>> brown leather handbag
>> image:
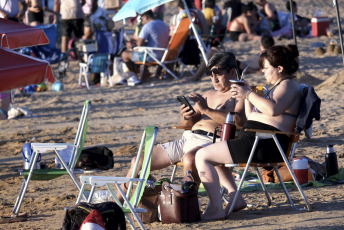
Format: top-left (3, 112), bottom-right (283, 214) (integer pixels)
top-left (158, 181), bottom-right (201, 224)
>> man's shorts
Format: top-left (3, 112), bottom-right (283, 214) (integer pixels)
top-left (62, 19), bottom-right (84, 38)
top-left (131, 51), bottom-right (154, 62)
top-left (158, 130), bottom-right (218, 164)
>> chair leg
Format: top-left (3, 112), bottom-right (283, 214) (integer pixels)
top-left (170, 164), bottom-right (178, 183)
top-left (12, 151), bottom-right (40, 216)
top-left (272, 135), bottom-right (312, 211)
top-left (226, 136), bottom-right (260, 217)
top-left (76, 183), bottom-right (86, 204)
top-left (255, 167), bottom-right (272, 206)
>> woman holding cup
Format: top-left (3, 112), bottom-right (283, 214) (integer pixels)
top-left (195, 45), bottom-right (301, 221)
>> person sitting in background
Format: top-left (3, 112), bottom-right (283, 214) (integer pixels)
top-left (202, 0), bottom-right (220, 27)
top-left (121, 10), bottom-right (169, 83)
top-left (195, 44), bottom-right (301, 221)
top-left (116, 52), bottom-right (246, 202)
top-left (25, 0), bottom-right (43, 26)
top-left (255, 0), bottom-right (280, 31)
top-left (228, 2), bottom-right (262, 42)
top-left (239, 35), bottom-right (274, 73)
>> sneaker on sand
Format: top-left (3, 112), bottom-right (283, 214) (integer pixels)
top-left (127, 75), bottom-right (141, 86)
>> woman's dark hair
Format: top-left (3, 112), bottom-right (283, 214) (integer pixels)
top-left (258, 45), bottom-right (299, 75)
top-left (207, 52), bottom-right (238, 74)
top-left (205, 0), bottom-right (215, 8)
top-left (178, 0), bottom-right (193, 9)
top-left (245, 2), bottom-right (257, 13)
top-left (286, 0), bottom-right (297, 12)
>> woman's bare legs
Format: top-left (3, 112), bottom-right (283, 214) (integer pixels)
top-left (196, 141), bottom-right (246, 221)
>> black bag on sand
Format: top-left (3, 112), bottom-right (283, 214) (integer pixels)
top-left (61, 201), bottom-right (126, 230)
top-left (179, 37), bottom-right (200, 66)
top-left (158, 181), bottom-right (201, 224)
top-left (76, 146), bottom-right (114, 170)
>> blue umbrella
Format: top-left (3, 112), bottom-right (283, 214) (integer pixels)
top-left (113, 0), bottom-right (174, 21)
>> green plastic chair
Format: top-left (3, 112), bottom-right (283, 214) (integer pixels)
top-left (12, 100), bottom-right (91, 217)
top-left (75, 126), bottom-right (159, 230)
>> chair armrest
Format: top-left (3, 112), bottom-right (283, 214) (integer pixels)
top-left (173, 126), bottom-right (192, 130)
top-left (245, 129), bottom-right (299, 136)
top-left (133, 46), bottom-right (167, 52)
top-left (83, 176), bottom-right (143, 186)
top-left (31, 143), bottom-right (76, 153)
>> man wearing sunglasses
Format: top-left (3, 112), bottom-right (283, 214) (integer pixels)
top-left (116, 52), bottom-right (246, 201)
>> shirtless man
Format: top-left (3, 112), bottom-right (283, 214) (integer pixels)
top-left (228, 2), bottom-right (261, 42)
top-left (118, 52), bottom-right (246, 199)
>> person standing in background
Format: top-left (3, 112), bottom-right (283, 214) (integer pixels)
top-left (54, 0), bottom-right (84, 53)
top-left (0, 0), bottom-right (26, 22)
top-left (82, 0), bottom-right (98, 39)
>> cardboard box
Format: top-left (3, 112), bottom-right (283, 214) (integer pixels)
top-left (104, 0), bottom-right (123, 10)
top-left (311, 17), bottom-right (330, 36)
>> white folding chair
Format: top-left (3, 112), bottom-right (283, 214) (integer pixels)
top-left (75, 126), bottom-right (158, 230)
top-left (12, 100), bottom-right (91, 217)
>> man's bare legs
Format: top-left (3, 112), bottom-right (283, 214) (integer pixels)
top-left (195, 141), bottom-right (246, 221)
top-left (181, 146), bottom-right (202, 185)
top-left (61, 36), bottom-right (69, 53)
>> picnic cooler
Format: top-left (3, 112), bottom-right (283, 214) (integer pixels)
top-left (158, 181), bottom-right (200, 224)
top-left (311, 17), bottom-right (330, 36)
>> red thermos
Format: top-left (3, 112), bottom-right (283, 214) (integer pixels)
top-left (221, 112), bottom-right (236, 141)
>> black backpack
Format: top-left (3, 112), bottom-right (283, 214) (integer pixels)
top-left (76, 146), bottom-right (114, 170)
top-left (62, 202), bottom-right (126, 230)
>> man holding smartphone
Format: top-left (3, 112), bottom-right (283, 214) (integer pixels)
top-left (118, 52), bottom-right (246, 200)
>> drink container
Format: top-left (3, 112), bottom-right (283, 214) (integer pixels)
top-left (181, 170), bottom-right (194, 193)
top-left (325, 145), bottom-right (339, 177)
top-left (292, 157), bottom-right (308, 185)
top-left (22, 143), bottom-right (41, 169)
top-left (221, 112), bottom-right (236, 141)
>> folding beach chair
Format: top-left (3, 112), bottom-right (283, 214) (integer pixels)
top-left (79, 53), bottom-right (112, 89)
top-left (75, 126), bottom-right (159, 230)
top-left (133, 17), bottom-right (195, 80)
top-left (12, 100), bottom-right (91, 217)
top-left (224, 84), bottom-right (321, 216)
top-left (95, 28), bottom-right (125, 57)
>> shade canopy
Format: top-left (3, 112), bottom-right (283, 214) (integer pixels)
top-left (0, 48), bottom-right (54, 92)
top-left (113, 0), bottom-right (174, 21)
top-left (0, 18), bottom-right (50, 49)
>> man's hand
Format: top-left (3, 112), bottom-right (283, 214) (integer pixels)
top-left (180, 104), bottom-right (195, 120)
top-left (189, 93), bottom-right (208, 114)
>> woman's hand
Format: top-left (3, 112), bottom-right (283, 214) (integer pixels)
top-left (230, 84), bottom-right (252, 100)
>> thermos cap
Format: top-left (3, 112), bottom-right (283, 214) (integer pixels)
top-left (326, 145), bottom-right (334, 153)
top-left (225, 112), bottom-right (235, 123)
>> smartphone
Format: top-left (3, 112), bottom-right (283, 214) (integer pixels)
top-left (177, 96), bottom-right (196, 114)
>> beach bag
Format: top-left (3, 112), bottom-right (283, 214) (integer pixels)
top-left (61, 202), bottom-right (126, 230)
top-left (76, 146), bottom-right (114, 170)
top-left (128, 175), bottom-right (162, 223)
top-left (158, 181), bottom-right (200, 224)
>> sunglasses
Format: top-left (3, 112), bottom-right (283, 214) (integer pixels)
top-left (206, 67), bottom-right (227, 76)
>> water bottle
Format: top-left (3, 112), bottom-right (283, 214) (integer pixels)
top-left (145, 180), bottom-right (156, 189)
top-left (325, 145), bottom-right (339, 177)
top-left (221, 112), bottom-right (236, 141)
top-left (22, 142), bottom-right (41, 169)
top-left (181, 170), bottom-right (194, 193)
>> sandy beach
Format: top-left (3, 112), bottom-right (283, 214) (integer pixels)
top-left (1, 0), bottom-right (344, 229)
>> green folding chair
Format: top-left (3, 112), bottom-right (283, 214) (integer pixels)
top-left (75, 126), bottom-right (159, 230)
top-left (12, 100), bottom-right (91, 217)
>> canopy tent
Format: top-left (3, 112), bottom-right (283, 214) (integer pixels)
top-left (113, 0), bottom-right (209, 65)
top-left (0, 48), bottom-right (55, 92)
top-left (0, 18), bottom-right (50, 49)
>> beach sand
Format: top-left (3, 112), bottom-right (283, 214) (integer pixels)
top-left (1, 0), bottom-right (344, 229)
